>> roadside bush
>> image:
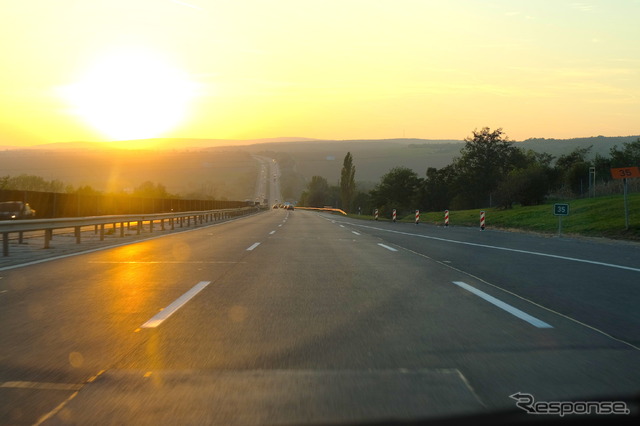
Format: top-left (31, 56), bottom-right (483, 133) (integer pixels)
top-left (495, 166), bottom-right (549, 208)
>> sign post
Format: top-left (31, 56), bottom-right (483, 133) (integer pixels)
top-left (553, 203), bottom-right (569, 236)
top-left (610, 167), bottom-right (640, 230)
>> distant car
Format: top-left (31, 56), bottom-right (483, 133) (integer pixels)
top-left (286, 205), bottom-right (294, 211)
top-left (272, 204), bottom-right (278, 209)
top-left (0, 201), bottom-right (36, 220)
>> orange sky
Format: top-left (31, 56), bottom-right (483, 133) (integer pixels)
top-left (1, 0), bottom-right (639, 147)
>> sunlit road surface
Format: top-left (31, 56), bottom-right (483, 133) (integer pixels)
top-left (1, 209), bottom-right (639, 425)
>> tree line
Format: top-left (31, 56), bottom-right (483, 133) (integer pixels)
top-left (299, 128), bottom-right (640, 217)
top-left (0, 175), bottom-right (173, 199)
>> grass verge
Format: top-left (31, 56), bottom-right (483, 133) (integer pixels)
top-left (345, 193), bottom-right (640, 241)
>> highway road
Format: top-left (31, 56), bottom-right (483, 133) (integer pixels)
top-left (1, 209), bottom-right (639, 424)
top-left (252, 156), bottom-right (282, 207)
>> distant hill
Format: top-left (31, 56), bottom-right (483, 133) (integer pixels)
top-left (2, 135), bottom-right (637, 201)
top-left (25, 137), bottom-right (319, 151)
top-left (0, 148), bottom-right (260, 201)
top-left (241, 135), bottom-right (640, 185)
top-left (518, 135), bottom-right (639, 158)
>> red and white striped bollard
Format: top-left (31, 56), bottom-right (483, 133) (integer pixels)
top-left (444, 210), bottom-right (449, 227)
top-left (374, 209), bottom-right (379, 221)
top-left (392, 209), bottom-right (397, 223)
top-left (415, 210), bottom-right (420, 224)
top-left (480, 210), bottom-right (486, 230)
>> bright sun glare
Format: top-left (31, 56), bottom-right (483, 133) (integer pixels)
top-left (61, 48), bottom-right (197, 141)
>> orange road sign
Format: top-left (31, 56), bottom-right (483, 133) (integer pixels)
top-left (610, 167), bottom-right (640, 179)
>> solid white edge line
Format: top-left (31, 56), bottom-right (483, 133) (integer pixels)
top-left (452, 281), bottom-right (553, 328)
top-left (141, 281), bottom-right (211, 328)
top-left (399, 244), bottom-right (640, 351)
top-left (269, 230), bottom-right (276, 235)
top-left (377, 243), bottom-right (398, 252)
top-left (352, 231), bottom-right (361, 235)
top-left (246, 242), bottom-right (261, 251)
top-left (343, 222), bottom-right (640, 273)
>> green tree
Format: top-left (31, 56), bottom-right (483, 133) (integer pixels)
top-left (418, 165), bottom-right (455, 212)
top-left (133, 181), bottom-right (170, 198)
top-left (554, 146), bottom-right (593, 195)
top-left (451, 128), bottom-right (528, 209)
top-left (302, 176), bottom-right (330, 207)
top-left (340, 152), bottom-right (356, 213)
top-left (494, 165), bottom-right (550, 208)
top-left (609, 138), bottom-right (640, 168)
top-left (3, 174), bottom-right (66, 192)
top-left (370, 167), bottom-right (422, 216)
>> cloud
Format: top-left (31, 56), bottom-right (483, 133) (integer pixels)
top-left (570, 2), bottom-right (596, 12)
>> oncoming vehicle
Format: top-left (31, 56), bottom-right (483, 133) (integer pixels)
top-left (0, 201), bottom-right (36, 220)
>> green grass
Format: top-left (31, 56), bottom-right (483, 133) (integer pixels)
top-left (346, 193), bottom-right (640, 241)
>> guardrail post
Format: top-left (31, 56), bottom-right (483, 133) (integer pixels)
top-left (120, 222), bottom-right (125, 237)
top-left (44, 229), bottom-right (52, 249)
top-left (149, 220), bottom-right (154, 233)
top-left (137, 221), bottom-right (141, 235)
top-left (171, 218), bottom-right (175, 230)
top-left (100, 224), bottom-right (105, 241)
top-left (3, 233), bottom-right (9, 257)
top-left (94, 225), bottom-right (98, 235)
top-left (18, 231), bottom-right (24, 244)
top-left (161, 219), bottom-right (165, 231)
top-left (75, 226), bottom-right (81, 244)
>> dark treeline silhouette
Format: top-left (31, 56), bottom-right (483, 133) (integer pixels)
top-left (299, 128), bottom-right (640, 218)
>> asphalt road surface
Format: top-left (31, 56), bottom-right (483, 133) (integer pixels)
top-left (1, 209), bottom-right (639, 425)
top-left (252, 155), bottom-right (282, 208)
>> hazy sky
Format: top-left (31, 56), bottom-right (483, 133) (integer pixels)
top-left (1, 0), bottom-right (639, 146)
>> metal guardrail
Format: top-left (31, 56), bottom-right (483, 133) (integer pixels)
top-left (0, 207), bottom-right (259, 257)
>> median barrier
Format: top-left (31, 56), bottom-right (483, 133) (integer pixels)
top-left (0, 207), bottom-right (258, 257)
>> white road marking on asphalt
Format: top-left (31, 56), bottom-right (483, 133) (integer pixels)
top-left (377, 243), bottom-right (398, 252)
top-left (141, 281), bottom-right (211, 328)
top-left (348, 222), bottom-right (640, 273)
top-left (269, 231), bottom-right (276, 235)
top-left (1, 381), bottom-right (83, 391)
top-left (339, 225), bottom-right (345, 228)
top-left (33, 390), bottom-right (80, 426)
top-left (452, 281), bottom-right (553, 328)
top-left (278, 224), bottom-right (283, 227)
top-left (246, 242), bottom-right (261, 251)
top-left (398, 244), bottom-right (640, 351)
top-left (352, 231), bottom-right (361, 236)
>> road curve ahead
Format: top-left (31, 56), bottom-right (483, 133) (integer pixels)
top-left (1, 209), bottom-right (639, 424)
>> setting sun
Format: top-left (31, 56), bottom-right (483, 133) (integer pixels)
top-left (1, 0), bottom-right (639, 145)
top-left (60, 48), bottom-right (197, 141)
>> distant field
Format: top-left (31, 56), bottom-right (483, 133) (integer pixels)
top-left (349, 193), bottom-right (640, 241)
